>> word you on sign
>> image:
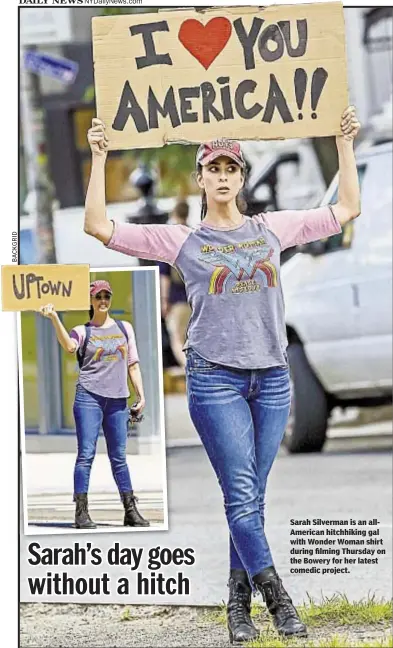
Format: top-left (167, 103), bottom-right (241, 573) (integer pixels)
top-left (1, 265), bottom-right (90, 312)
top-left (92, 2), bottom-right (348, 149)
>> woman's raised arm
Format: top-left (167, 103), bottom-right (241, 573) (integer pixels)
top-left (84, 118), bottom-right (113, 244)
top-left (83, 118), bottom-right (191, 264)
top-left (330, 105), bottom-right (361, 226)
top-left (38, 304), bottom-right (77, 354)
top-left (256, 105), bottom-right (362, 250)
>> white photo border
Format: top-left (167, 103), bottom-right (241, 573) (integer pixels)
top-left (18, 264), bottom-right (169, 536)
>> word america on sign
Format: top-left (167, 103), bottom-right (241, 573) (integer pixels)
top-left (92, 3), bottom-right (348, 149)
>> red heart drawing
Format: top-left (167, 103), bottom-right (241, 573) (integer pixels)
top-left (178, 18), bottom-right (232, 70)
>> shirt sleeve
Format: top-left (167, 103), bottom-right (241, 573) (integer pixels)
top-left (123, 321), bottom-right (139, 366)
top-left (104, 222), bottom-right (191, 266)
top-left (157, 261), bottom-right (171, 277)
top-left (69, 325), bottom-right (86, 352)
top-left (253, 206), bottom-right (342, 251)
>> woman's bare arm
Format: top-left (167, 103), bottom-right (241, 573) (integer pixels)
top-left (38, 304), bottom-right (77, 353)
top-left (128, 363), bottom-right (146, 413)
top-left (160, 273), bottom-right (171, 318)
top-left (84, 118), bottom-right (113, 244)
top-left (331, 106), bottom-right (362, 226)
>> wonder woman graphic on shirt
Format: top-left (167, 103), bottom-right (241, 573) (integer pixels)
top-left (89, 333), bottom-right (127, 363)
top-left (198, 237), bottom-right (278, 294)
top-left (70, 320), bottom-right (139, 398)
top-left (104, 207), bottom-right (341, 369)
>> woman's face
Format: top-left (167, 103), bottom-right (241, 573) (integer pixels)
top-left (91, 291), bottom-right (112, 314)
top-left (197, 156), bottom-right (244, 205)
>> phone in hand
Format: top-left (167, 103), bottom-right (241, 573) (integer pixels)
top-left (128, 402), bottom-right (144, 427)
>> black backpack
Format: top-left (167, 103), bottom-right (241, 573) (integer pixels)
top-left (77, 320), bottom-right (129, 369)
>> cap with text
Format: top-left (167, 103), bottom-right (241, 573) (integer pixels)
top-left (196, 139), bottom-right (245, 168)
top-left (90, 280), bottom-right (113, 296)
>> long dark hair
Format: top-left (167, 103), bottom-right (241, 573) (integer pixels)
top-left (196, 163), bottom-right (248, 220)
top-left (89, 305), bottom-right (94, 321)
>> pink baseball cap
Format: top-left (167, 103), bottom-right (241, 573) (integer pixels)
top-left (196, 139), bottom-right (245, 168)
top-left (90, 280), bottom-right (113, 296)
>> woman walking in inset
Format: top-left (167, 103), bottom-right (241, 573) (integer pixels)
top-left (84, 108), bottom-right (360, 639)
top-left (39, 279), bottom-right (150, 530)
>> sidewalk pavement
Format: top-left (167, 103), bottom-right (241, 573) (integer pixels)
top-left (25, 451), bottom-right (167, 531)
top-left (25, 450), bottom-right (166, 496)
top-left (26, 491), bottom-right (165, 530)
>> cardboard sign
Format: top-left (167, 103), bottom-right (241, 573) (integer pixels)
top-left (92, 2), bottom-right (349, 150)
top-left (1, 265), bottom-right (90, 312)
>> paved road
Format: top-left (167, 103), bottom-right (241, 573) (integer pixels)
top-left (21, 435), bottom-right (392, 606)
top-left (25, 449), bottom-right (167, 533)
top-left (27, 492), bottom-right (165, 530)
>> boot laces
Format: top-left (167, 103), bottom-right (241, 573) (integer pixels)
top-left (125, 494), bottom-right (139, 505)
top-left (76, 500), bottom-right (88, 514)
top-left (259, 579), bottom-right (297, 619)
top-left (228, 585), bottom-right (252, 625)
top-left (276, 581), bottom-right (297, 619)
top-left (279, 598), bottom-right (297, 618)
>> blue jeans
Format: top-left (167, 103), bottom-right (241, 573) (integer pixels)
top-left (186, 348), bottom-right (290, 582)
top-left (73, 385), bottom-right (132, 495)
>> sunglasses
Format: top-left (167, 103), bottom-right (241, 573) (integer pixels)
top-left (93, 292), bottom-right (112, 300)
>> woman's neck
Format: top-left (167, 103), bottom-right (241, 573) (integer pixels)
top-left (203, 200), bottom-right (243, 227)
top-left (90, 312), bottom-right (112, 327)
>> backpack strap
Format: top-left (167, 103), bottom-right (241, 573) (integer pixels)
top-left (76, 323), bottom-right (92, 369)
top-left (116, 319), bottom-right (129, 343)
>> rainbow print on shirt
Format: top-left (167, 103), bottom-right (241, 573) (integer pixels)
top-left (199, 237), bottom-right (278, 295)
top-left (89, 334), bottom-right (127, 363)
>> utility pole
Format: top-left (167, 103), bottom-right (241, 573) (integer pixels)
top-left (20, 9), bottom-right (75, 435)
top-left (20, 48), bottom-right (59, 435)
top-left (20, 47), bottom-right (57, 264)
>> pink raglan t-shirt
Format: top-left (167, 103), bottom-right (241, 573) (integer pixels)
top-left (105, 207), bottom-right (341, 369)
top-left (70, 320), bottom-right (139, 398)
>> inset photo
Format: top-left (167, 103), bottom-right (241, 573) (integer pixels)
top-left (19, 266), bottom-right (167, 535)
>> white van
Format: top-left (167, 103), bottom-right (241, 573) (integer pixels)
top-left (281, 140), bottom-right (392, 453)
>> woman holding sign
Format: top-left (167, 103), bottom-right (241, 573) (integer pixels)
top-left (39, 280), bottom-right (150, 531)
top-left (84, 108), bottom-right (360, 640)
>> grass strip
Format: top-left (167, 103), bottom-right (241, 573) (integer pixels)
top-left (205, 593), bottom-right (392, 628)
top-left (246, 632), bottom-right (392, 647)
top-left (300, 593), bottom-right (392, 627)
top-left (204, 593), bottom-right (392, 647)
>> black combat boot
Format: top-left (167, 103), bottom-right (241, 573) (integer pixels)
top-left (253, 567), bottom-right (307, 638)
top-left (121, 491), bottom-right (150, 527)
top-left (74, 493), bottom-right (97, 529)
top-left (227, 569), bottom-right (259, 644)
